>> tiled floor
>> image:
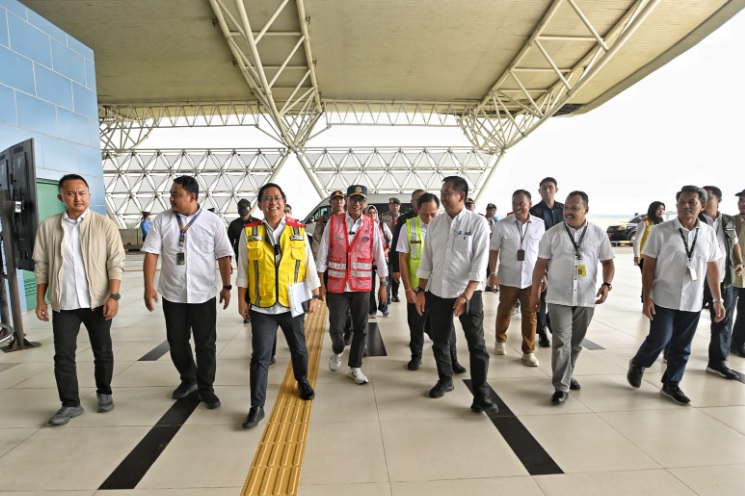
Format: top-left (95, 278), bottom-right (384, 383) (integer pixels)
top-left (1, 247), bottom-right (744, 495)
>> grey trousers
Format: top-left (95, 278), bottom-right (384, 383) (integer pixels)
top-left (547, 304), bottom-right (594, 392)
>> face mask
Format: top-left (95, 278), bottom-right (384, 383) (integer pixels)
top-left (239, 208), bottom-right (249, 217)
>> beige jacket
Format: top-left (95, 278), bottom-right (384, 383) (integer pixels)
top-left (33, 210), bottom-right (125, 312)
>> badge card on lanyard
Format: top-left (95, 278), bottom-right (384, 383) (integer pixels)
top-left (678, 227), bottom-right (699, 281)
top-left (176, 209), bottom-right (203, 265)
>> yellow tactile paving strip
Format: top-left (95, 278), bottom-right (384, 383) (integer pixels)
top-left (241, 304), bottom-right (328, 496)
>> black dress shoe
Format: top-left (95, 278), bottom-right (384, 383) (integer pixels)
top-left (538, 335), bottom-right (551, 348)
top-left (429, 379), bottom-right (454, 398)
top-left (569, 378), bottom-right (581, 390)
top-left (551, 390), bottom-right (568, 404)
top-left (660, 384), bottom-right (690, 405)
top-left (242, 407), bottom-right (265, 429)
top-left (706, 363), bottom-right (739, 380)
top-left (392, 296), bottom-right (400, 303)
top-left (199, 392), bottom-right (221, 409)
top-left (470, 396), bottom-right (499, 414)
top-left (452, 361), bottom-right (467, 374)
top-left (407, 357), bottom-right (422, 371)
top-left (172, 382), bottom-right (197, 399)
top-left (298, 380), bottom-right (315, 400)
top-left (627, 359), bottom-right (644, 389)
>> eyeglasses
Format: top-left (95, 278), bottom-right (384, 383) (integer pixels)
top-left (348, 198), bottom-right (366, 204)
top-left (262, 195), bottom-right (284, 203)
top-left (676, 200), bottom-right (700, 207)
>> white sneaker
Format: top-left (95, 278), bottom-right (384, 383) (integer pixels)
top-left (347, 367), bottom-right (369, 385)
top-left (329, 352), bottom-right (343, 372)
top-left (522, 352), bottom-right (539, 367)
top-left (494, 342), bottom-right (506, 355)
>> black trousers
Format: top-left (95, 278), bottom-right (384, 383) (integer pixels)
top-left (703, 283), bottom-right (736, 367)
top-left (327, 291), bottom-right (369, 368)
top-left (249, 310), bottom-right (309, 408)
top-left (537, 289), bottom-right (551, 336)
top-left (407, 302), bottom-right (458, 359)
top-left (163, 298), bottom-right (217, 395)
top-left (52, 306), bottom-right (113, 407)
top-left (426, 291), bottom-right (490, 399)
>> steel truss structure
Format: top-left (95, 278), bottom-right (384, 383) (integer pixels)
top-left (103, 147), bottom-right (500, 228)
top-left (99, 0), bottom-right (661, 226)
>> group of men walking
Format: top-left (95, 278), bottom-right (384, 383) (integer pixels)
top-left (31, 172), bottom-right (745, 431)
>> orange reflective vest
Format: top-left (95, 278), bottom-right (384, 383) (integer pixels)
top-left (326, 213), bottom-right (374, 293)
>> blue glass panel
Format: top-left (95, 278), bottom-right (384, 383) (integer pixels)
top-left (51, 39), bottom-right (86, 85)
top-left (0, 45), bottom-right (35, 93)
top-left (35, 63), bottom-right (73, 110)
top-left (16, 92), bottom-right (57, 136)
top-left (8, 13), bottom-right (51, 67)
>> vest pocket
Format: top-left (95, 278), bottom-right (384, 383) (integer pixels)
top-left (248, 245), bottom-right (264, 261)
top-left (290, 240), bottom-right (305, 259)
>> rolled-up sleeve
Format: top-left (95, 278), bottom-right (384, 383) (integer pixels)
top-left (214, 219), bottom-right (234, 259)
top-left (315, 221), bottom-right (331, 273)
top-left (468, 217), bottom-right (489, 281)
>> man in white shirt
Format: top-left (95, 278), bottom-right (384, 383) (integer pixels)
top-left (316, 185), bottom-right (388, 385)
top-left (489, 190), bottom-right (545, 366)
top-left (33, 174), bottom-right (125, 426)
top-left (529, 191), bottom-right (615, 405)
top-left (415, 176), bottom-right (498, 414)
top-left (628, 186), bottom-right (726, 405)
top-left (699, 185), bottom-right (743, 379)
top-left (236, 183), bottom-right (321, 429)
top-left (142, 175), bottom-right (234, 410)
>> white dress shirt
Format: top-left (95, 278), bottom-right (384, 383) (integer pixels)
top-left (236, 216), bottom-right (321, 315)
top-left (416, 208), bottom-right (490, 298)
top-left (315, 213), bottom-right (389, 289)
top-left (141, 208), bottom-right (234, 304)
top-left (490, 215), bottom-right (545, 289)
top-left (396, 217), bottom-right (429, 254)
top-left (538, 221), bottom-right (615, 308)
top-left (60, 210), bottom-right (91, 310)
top-left (642, 218), bottom-right (722, 312)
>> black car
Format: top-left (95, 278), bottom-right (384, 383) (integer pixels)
top-left (606, 215), bottom-right (644, 245)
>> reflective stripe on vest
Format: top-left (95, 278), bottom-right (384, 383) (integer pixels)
top-left (245, 222), bottom-right (307, 308)
top-left (406, 216), bottom-right (424, 288)
top-left (327, 214), bottom-right (374, 293)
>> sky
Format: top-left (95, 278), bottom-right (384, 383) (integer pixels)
top-left (145, 8), bottom-right (745, 221)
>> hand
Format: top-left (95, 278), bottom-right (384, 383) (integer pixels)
top-left (736, 263), bottom-right (744, 277)
top-left (415, 290), bottom-right (426, 316)
top-left (393, 272), bottom-right (401, 284)
top-left (36, 301), bottom-right (49, 321)
top-left (528, 293), bottom-right (540, 313)
top-left (642, 297), bottom-right (656, 320)
top-left (103, 298), bottom-right (119, 320)
top-left (489, 273), bottom-right (499, 292)
top-left (378, 285), bottom-right (388, 306)
top-left (308, 297), bottom-right (321, 314)
top-left (453, 295), bottom-right (468, 317)
top-left (319, 285), bottom-right (327, 302)
top-left (238, 300), bottom-right (249, 320)
top-left (595, 285), bottom-right (610, 305)
top-left (633, 256), bottom-right (640, 266)
top-left (713, 301), bottom-right (726, 323)
top-left (219, 288), bottom-right (231, 309)
top-left (144, 287), bottom-right (160, 312)
top-left (405, 288), bottom-right (417, 304)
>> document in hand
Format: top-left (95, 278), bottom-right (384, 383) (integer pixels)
top-left (288, 282), bottom-right (312, 317)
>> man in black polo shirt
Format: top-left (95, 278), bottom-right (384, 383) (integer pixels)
top-left (529, 177), bottom-right (564, 347)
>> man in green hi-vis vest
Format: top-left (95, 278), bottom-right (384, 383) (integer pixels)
top-left (397, 192), bottom-right (465, 373)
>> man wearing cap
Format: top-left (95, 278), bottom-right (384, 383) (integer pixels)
top-left (316, 185), bottom-right (388, 385)
top-left (381, 197), bottom-right (402, 302)
top-left (312, 190), bottom-right (346, 259)
top-left (529, 177), bottom-right (565, 348)
top-left (465, 198), bottom-right (476, 212)
top-left (731, 189), bottom-right (745, 357)
top-left (698, 186), bottom-right (743, 379)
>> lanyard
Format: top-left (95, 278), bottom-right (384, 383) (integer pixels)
top-left (678, 227), bottom-right (699, 262)
top-left (563, 222), bottom-right (588, 260)
top-left (176, 208), bottom-right (203, 250)
top-left (515, 219), bottom-right (528, 248)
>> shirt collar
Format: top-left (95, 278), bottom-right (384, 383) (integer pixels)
top-left (673, 217), bottom-right (701, 232)
top-left (63, 209), bottom-right (88, 224)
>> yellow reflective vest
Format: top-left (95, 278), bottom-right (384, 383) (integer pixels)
top-left (244, 219), bottom-right (307, 308)
top-left (406, 216), bottom-right (425, 288)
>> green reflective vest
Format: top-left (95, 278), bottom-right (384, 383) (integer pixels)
top-left (406, 216), bottom-right (425, 288)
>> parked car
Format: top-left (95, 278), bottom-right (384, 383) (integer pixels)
top-left (606, 215), bottom-right (644, 245)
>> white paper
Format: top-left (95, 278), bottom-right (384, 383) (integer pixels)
top-left (288, 282), bottom-right (312, 317)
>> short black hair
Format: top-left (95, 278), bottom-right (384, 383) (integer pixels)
top-left (512, 189), bottom-right (532, 200)
top-left (442, 176), bottom-right (469, 197)
top-left (411, 189), bottom-right (425, 199)
top-left (417, 192), bottom-right (440, 208)
top-left (173, 175), bottom-right (199, 198)
top-left (566, 190), bottom-right (589, 207)
top-left (257, 182), bottom-right (287, 202)
top-left (539, 177), bottom-right (558, 187)
top-left (702, 185), bottom-right (722, 200)
top-left (676, 185), bottom-right (707, 204)
top-left (58, 174), bottom-right (89, 191)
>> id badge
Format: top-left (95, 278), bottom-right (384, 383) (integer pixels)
top-left (176, 252), bottom-right (185, 266)
top-left (577, 264), bottom-right (586, 278)
top-left (517, 249), bottom-right (525, 261)
top-left (688, 263), bottom-right (697, 281)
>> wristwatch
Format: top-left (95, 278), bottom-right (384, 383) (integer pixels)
top-left (223, 284), bottom-right (232, 290)
top-left (380, 280), bottom-right (388, 287)
top-left (312, 294), bottom-right (322, 300)
top-left (109, 293), bottom-right (121, 301)
top-left (414, 287), bottom-right (424, 294)
top-left (602, 282), bottom-right (612, 291)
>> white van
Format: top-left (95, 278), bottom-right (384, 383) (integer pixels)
top-left (302, 193), bottom-right (415, 240)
